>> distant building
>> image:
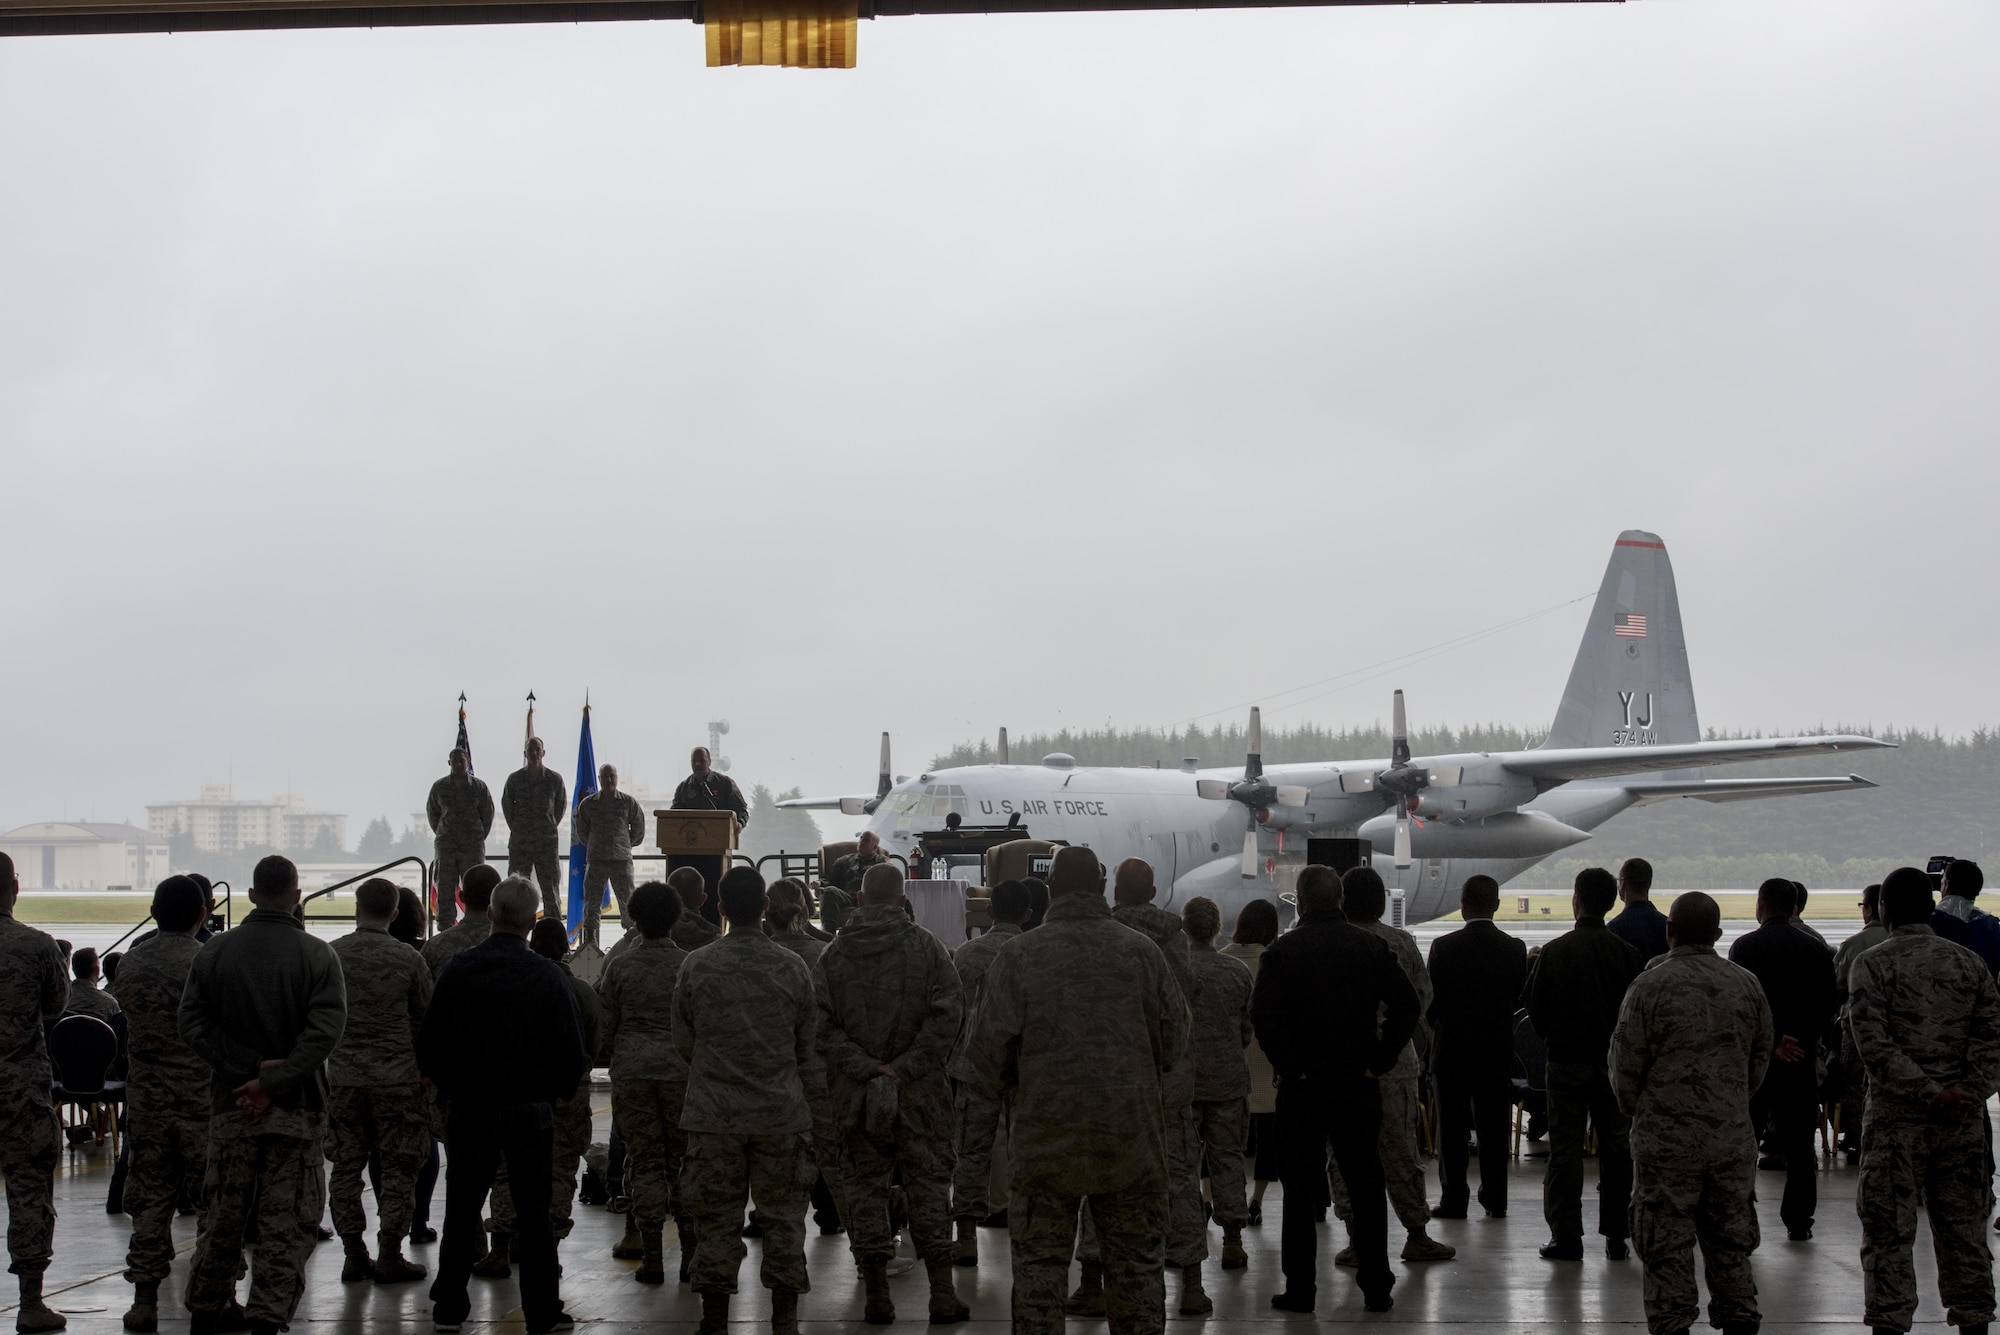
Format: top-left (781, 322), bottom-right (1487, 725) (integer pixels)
top-left (147, 784), bottom-right (346, 855)
top-left (1, 822), bottom-right (171, 890)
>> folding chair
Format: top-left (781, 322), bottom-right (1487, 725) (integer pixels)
top-left (49, 1014), bottom-right (124, 1156)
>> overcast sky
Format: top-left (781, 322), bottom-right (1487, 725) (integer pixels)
top-left (2, 0), bottom-right (1993, 840)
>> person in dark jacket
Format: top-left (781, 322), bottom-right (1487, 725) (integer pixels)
top-left (1607, 858), bottom-right (1670, 964)
top-left (1727, 877), bottom-right (1840, 1241)
top-left (1525, 866), bottom-right (1642, 1262)
top-left (418, 876), bottom-right (588, 1335)
top-left (1931, 860), bottom-right (2000, 977)
top-left (1251, 864), bottom-right (1418, 1315)
top-left (178, 855), bottom-right (348, 1335)
top-left (1426, 874), bottom-right (1529, 1220)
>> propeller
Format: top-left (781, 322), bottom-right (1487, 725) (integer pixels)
top-left (1337, 690), bottom-right (1463, 867)
top-left (839, 732), bottom-right (895, 817)
top-left (1193, 707), bottom-right (1312, 877)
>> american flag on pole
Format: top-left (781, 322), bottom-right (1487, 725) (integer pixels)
top-left (1614, 613), bottom-right (1648, 639)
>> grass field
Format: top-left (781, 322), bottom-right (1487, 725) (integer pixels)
top-left (14, 894), bottom-right (159, 924)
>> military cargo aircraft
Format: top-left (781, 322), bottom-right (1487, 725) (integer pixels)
top-left (782, 531), bottom-right (1889, 926)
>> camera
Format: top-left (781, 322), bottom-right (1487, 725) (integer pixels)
top-left (1927, 854), bottom-right (1957, 891)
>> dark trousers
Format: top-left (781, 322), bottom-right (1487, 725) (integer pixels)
top-left (1436, 1064), bottom-right (1513, 1215)
top-left (432, 1103), bottom-right (559, 1327)
top-left (1753, 1063), bottom-right (1819, 1233)
top-left (1277, 1076), bottom-right (1391, 1303)
top-left (1544, 1059), bottom-right (1631, 1246)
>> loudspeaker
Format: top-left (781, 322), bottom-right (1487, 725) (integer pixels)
top-left (1306, 838), bottom-right (1372, 876)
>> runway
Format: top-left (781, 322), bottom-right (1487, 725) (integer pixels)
top-left (4, 1090), bottom-right (1983, 1334)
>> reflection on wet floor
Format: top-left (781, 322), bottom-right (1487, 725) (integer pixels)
top-left (4, 1089), bottom-right (1979, 1333)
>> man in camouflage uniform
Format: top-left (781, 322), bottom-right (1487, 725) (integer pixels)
top-left (113, 878), bottom-right (226, 1333)
top-left (427, 749), bottom-right (494, 931)
top-left (502, 737), bottom-right (568, 922)
top-left (1328, 869), bottom-right (1456, 1265)
top-left (1608, 892), bottom-right (1773, 1335)
top-left (326, 878), bottom-right (433, 1285)
top-left (1179, 896), bottom-right (1256, 1273)
top-left (947, 879), bottom-right (1032, 1265)
top-left (0, 852), bottom-right (73, 1334)
top-left (600, 885), bottom-right (694, 1283)
top-left (817, 862), bottom-right (968, 1325)
top-left (819, 831), bottom-right (891, 935)
top-left (67, 947), bottom-right (121, 1022)
top-left (1849, 866), bottom-right (2000, 1335)
top-left (573, 763), bottom-right (647, 950)
top-left (179, 855), bottom-right (348, 1335)
top-left (668, 868), bottom-right (720, 953)
top-left (968, 847), bottom-right (1189, 1335)
top-left (673, 867), bottom-right (816, 1335)
top-left (1081, 858), bottom-right (1206, 1316)
top-left (421, 865), bottom-right (499, 981)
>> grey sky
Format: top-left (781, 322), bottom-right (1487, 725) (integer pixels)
top-left (2, 0), bottom-right (1992, 841)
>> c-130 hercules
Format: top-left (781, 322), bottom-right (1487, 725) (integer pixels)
top-left (784, 531), bottom-right (1890, 927)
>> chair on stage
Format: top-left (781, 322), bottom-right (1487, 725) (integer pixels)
top-left (50, 1013), bottom-right (125, 1156)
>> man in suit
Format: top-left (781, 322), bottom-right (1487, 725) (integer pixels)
top-left (1607, 858), bottom-right (1670, 965)
top-left (1426, 874), bottom-right (1530, 1220)
top-left (1727, 877), bottom-right (1839, 1242)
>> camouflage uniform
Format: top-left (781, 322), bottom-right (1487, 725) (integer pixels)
top-left (0, 913), bottom-right (70, 1280)
top-left (1328, 918), bottom-right (1435, 1232)
top-left (179, 908), bottom-right (347, 1328)
top-left (1609, 943), bottom-right (1773, 1335)
top-left (573, 788), bottom-right (646, 949)
top-left (1848, 924), bottom-right (2000, 1333)
top-left (673, 929), bottom-right (817, 1295)
top-left (110, 932), bottom-right (214, 1285)
top-left (948, 922), bottom-right (1022, 1222)
top-left (820, 852), bottom-right (888, 934)
top-left (420, 916), bottom-right (491, 981)
top-left (67, 978), bottom-right (121, 1022)
top-left (601, 936), bottom-right (693, 1238)
top-left (815, 904), bottom-right (963, 1267)
top-left (427, 773), bottom-right (494, 931)
top-left (491, 963), bottom-right (601, 1239)
top-left (326, 925), bottom-right (433, 1244)
top-left (1185, 940), bottom-right (1255, 1230)
top-left (1107, 901), bottom-right (1204, 1269)
top-left (501, 765), bottom-right (568, 921)
top-left (968, 892), bottom-right (1188, 1335)
top-left (670, 912), bottom-right (720, 954)
top-left (771, 925), bottom-right (843, 1222)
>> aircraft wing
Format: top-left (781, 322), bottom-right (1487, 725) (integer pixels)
top-left (1622, 773), bottom-right (1880, 804)
top-left (776, 793), bottom-right (873, 815)
top-left (1495, 734), bottom-right (1893, 782)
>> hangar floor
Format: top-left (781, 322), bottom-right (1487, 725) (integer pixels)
top-left (3, 1094), bottom-right (1974, 1334)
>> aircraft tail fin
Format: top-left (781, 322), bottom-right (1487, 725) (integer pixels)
top-left (1544, 531), bottom-right (1701, 752)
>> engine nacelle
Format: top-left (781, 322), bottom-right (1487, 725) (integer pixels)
top-left (1356, 809), bottom-right (1590, 860)
top-left (1408, 779), bottom-right (1538, 823)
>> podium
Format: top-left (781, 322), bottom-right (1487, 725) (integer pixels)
top-left (656, 809), bottom-right (739, 925)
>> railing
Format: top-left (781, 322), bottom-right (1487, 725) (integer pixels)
top-left (300, 856), bottom-right (434, 930)
top-left (102, 881), bottom-right (234, 954)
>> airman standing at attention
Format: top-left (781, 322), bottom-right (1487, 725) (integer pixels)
top-left (0, 852), bottom-right (77, 1334)
top-left (1850, 866), bottom-right (2000, 1335)
top-left (673, 868), bottom-right (817, 1335)
top-left (112, 876), bottom-right (216, 1334)
top-left (667, 868), bottom-right (721, 953)
top-left (947, 879), bottom-right (1034, 1267)
top-left (502, 738), bottom-right (568, 922)
top-left (1098, 859), bottom-right (1205, 1316)
top-left (816, 862), bottom-right (968, 1325)
top-left (326, 878), bottom-right (434, 1286)
top-left (427, 748), bottom-right (494, 931)
top-left (1608, 892), bottom-right (1772, 1335)
top-left (1328, 868), bottom-right (1456, 1266)
top-left (968, 846), bottom-right (1188, 1335)
top-left (1178, 896), bottom-right (1256, 1274)
top-left (573, 764), bottom-right (647, 950)
top-left (600, 884), bottom-right (695, 1285)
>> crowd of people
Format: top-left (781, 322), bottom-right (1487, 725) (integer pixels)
top-left (1, 840), bottom-right (1997, 1335)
